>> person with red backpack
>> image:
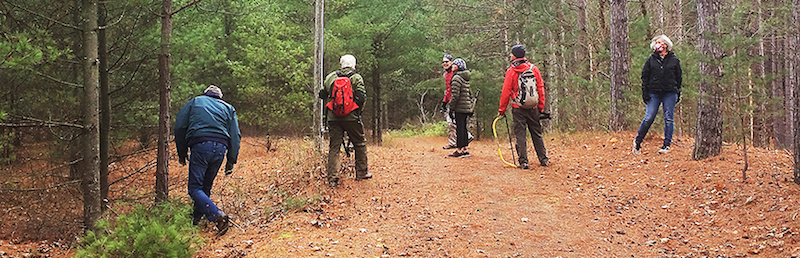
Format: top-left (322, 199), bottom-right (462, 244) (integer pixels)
top-left (319, 54), bottom-right (369, 186)
top-left (497, 45), bottom-right (550, 169)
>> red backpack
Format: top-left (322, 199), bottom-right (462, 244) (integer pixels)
top-left (325, 72), bottom-right (359, 117)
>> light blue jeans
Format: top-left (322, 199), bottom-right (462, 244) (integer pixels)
top-left (635, 92), bottom-right (677, 147)
top-left (188, 141), bottom-right (227, 224)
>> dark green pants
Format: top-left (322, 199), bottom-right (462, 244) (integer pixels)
top-left (327, 120), bottom-right (368, 180)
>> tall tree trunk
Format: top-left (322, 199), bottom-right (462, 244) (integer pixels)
top-left (313, 0), bottom-right (324, 153)
top-left (372, 59), bottom-right (382, 146)
top-left (693, 0), bottom-right (723, 160)
top-left (784, 29), bottom-right (795, 150)
top-left (371, 37), bottom-right (383, 146)
top-left (772, 35), bottom-right (789, 149)
top-left (791, 0), bottom-right (800, 184)
top-left (155, 0), bottom-right (173, 203)
top-left (609, 0), bottom-right (629, 131)
top-left (81, 0), bottom-right (101, 232)
top-left (750, 0), bottom-right (770, 147)
top-left (673, 0), bottom-right (683, 40)
top-left (598, 0), bottom-right (608, 37)
top-left (222, 0), bottom-right (237, 102)
top-left (98, 0), bottom-right (110, 205)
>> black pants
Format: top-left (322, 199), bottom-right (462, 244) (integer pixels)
top-left (512, 108), bottom-right (548, 165)
top-left (455, 112), bottom-right (471, 148)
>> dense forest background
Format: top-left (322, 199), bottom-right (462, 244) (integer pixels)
top-left (1, 0), bottom-right (799, 230)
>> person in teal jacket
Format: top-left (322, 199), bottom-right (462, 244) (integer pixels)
top-left (174, 85), bottom-right (240, 236)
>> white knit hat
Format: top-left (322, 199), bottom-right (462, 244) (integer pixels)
top-left (340, 54), bottom-right (356, 69)
top-left (204, 85), bottom-right (223, 98)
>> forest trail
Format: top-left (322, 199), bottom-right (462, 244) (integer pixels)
top-left (194, 132), bottom-right (800, 257)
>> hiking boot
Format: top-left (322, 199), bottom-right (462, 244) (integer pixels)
top-left (632, 140), bottom-right (642, 155)
top-left (214, 212), bottom-right (230, 236)
top-left (443, 144), bottom-right (457, 150)
top-left (447, 151), bottom-right (469, 158)
top-left (540, 158), bottom-right (550, 167)
top-left (356, 172), bottom-right (372, 181)
top-left (328, 177), bottom-right (340, 187)
top-left (658, 145), bottom-right (670, 154)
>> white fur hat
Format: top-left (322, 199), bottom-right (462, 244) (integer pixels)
top-left (340, 54), bottom-right (356, 69)
top-left (204, 85), bottom-right (223, 98)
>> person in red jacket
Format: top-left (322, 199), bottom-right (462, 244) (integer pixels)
top-left (441, 54), bottom-right (472, 149)
top-left (498, 45), bottom-right (549, 169)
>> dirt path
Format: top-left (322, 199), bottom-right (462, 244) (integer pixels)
top-left (195, 132), bottom-right (800, 257)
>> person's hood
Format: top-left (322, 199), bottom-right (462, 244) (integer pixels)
top-left (455, 69), bottom-right (471, 81)
top-left (511, 58), bottom-right (531, 73)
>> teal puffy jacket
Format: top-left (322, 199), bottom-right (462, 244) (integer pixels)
top-left (174, 94), bottom-right (241, 165)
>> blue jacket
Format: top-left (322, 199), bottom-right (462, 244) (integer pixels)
top-left (174, 94), bottom-right (241, 165)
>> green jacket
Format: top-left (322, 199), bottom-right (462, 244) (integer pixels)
top-left (449, 69), bottom-right (473, 114)
top-left (323, 67), bottom-right (366, 121)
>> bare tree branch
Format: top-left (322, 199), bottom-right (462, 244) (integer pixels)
top-left (172, 0), bottom-right (204, 16)
top-left (0, 180), bottom-right (81, 192)
top-left (5, 1), bottom-right (81, 30)
top-left (1, 116), bottom-right (85, 129)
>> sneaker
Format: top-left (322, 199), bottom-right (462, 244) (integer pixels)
top-left (356, 172), bottom-right (373, 181)
top-left (447, 151), bottom-right (468, 158)
top-left (214, 212), bottom-right (230, 236)
top-left (519, 163), bottom-right (530, 169)
top-left (540, 158), bottom-right (550, 167)
top-left (658, 145), bottom-right (670, 154)
top-left (443, 144), bottom-right (457, 150)
top-left (632, 140), bottom-right (642, 154)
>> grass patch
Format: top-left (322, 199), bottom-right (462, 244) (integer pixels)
top-left (76, 199), bottom-right (203, 258)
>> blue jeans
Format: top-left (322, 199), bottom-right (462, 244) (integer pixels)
top-left (187, 141), bottom-right (227, 224)
top-left (635, 92), bottom-right (677, 147)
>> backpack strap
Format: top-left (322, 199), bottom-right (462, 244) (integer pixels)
top-left (336, 70), bottom-right (355, 78)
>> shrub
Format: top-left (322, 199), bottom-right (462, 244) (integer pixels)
top-left (76, 199), bottom-right (204, 258)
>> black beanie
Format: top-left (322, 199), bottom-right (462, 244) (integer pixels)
top-left (511, 45), bottom-right (526, 58)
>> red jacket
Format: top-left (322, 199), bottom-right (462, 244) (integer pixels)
top-left (498, 58), bottom-right (545, 114)
top-left (442, 69), bottom-right (454, 102)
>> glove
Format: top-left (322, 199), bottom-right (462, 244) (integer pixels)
top-left (449, 110), bottom-right (455, 120)
top-left (498, 110), bottom-right (505, 116)
top-left (642, 92), bottom-right (651, 104)
top-left (318, 89), bottom-right (328, 100)
top-left (224, 162), bottom-right (234, 176)
top-left (676, 92), bottom-right (681, 104)
top-left (440, 102), bottom-right (447, 113)
top-left (178, 157), bottom-right (186, 166)
top-left (539, 112), bottom-right (551, 120)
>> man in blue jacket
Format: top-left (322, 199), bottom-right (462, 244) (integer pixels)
top-left (174, 85), bottom-right (240, 236)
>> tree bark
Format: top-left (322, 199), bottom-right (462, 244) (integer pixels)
top-left (313, 0), bottom-right (324, 153)
top-left (81, 0), bottom-right (102, 232)
top-left (693, 0), bottom-right (723, 160)
top-left (155, 0), bottom-right (173, 203)
top-left (791, 0), bottom-right (800, 184)
top-left (372, 39), bottom-right (383, 146)
top-left (98, 0), bottom-right (110, 205)
top-left (609, 0), bottom-right (629, 131)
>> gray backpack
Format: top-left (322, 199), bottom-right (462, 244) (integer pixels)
top-left (511, 67), bottom-right (539, 109)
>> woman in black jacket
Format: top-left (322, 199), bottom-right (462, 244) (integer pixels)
top-left (634, 34), bottom-right (682, 154)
